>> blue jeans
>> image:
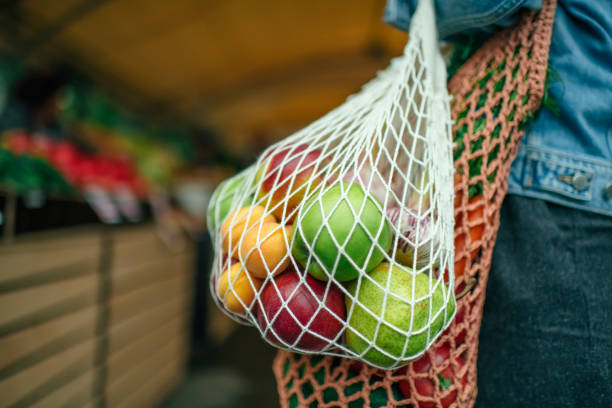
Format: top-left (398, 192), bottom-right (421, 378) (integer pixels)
top-left (475, 195), bottom-right (612, 407)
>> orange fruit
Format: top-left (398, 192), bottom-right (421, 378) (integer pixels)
top-left (239, 222), bottom-right (291, 278)
top-left (221, 205), bottom-right (276, 255)
top-left (216, 262), bottom-right (262, 313)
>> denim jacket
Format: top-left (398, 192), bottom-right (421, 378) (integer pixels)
top-left (385, 0), bottom-right (612, 217)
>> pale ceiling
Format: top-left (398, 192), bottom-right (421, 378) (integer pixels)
top-left (0, 0), bottom-right (407, 153)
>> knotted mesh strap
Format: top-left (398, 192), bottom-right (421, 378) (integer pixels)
top-left (272, 1), bottom-right (557, 406)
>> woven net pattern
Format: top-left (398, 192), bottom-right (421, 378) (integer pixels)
top-left (207, 0), bottom-right (457, 370)
top-left (272, 0), bottom-right (557, 406)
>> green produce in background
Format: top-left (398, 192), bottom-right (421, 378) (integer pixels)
top-left (292, 182), bottom-right (392, 282)
top-left (0, 57), bottom-right (24, 119)
top-left (58, 83), bottom-right (195, 189)
top-left (0, 57), bottom-right (203, 200)
top-left (0, 147), bottom-right (73, 195)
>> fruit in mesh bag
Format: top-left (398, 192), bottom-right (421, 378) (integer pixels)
top-left (208, 173), bottom-right (248, 231)
top-left (387, 172), bottom-right (440, 270)
top-left (221, 205), bottom-right (276, 255)
top-left (398, 345), bottom-right (467, 408)
top-left (216, 261), bottom-right (263, 314)
top-left (454, 195), bottom-right (486, 278)
top-left (387, 207), bottom-right (438, 270)
top-left (238, 222), bottom-right (292, 278)
top-left (343, 158), bottom-right (441, 271)
top-left (256, 268), bottom-right (346, 351)
top-left (441, 303), bottom-right (467, 345)
top-left (292, 182), bottom-right (393, 282)
top-left (345, 263), bottom-right (455, 368)
top-left (256, 144), bottom-right (325, 222)
top-left (340, 156), bottom-right (389, 206)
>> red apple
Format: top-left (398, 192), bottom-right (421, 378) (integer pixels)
top-left (349, 361), bottom-right (364, 374)
top-left (257, 144), bottom-right (324, 222)
top-left (398, 346), bottom-right (467, 408)
top-left (349, 361), bottom-right (385, 379)
top-left (454, 304), bottom-right (467, 345)
top-left (256, 268), bottom-right (345, 351)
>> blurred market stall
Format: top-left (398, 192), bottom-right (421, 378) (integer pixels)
top-left (0, 1), bottom-right (405, 406)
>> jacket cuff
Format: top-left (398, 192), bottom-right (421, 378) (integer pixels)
top-left (383, 0), bottom-right (417, 32)
top-left (383, 0), bottom-right (541, 40)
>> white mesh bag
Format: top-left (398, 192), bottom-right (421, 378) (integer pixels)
top-left (207, 0), bottom-right (455, 369)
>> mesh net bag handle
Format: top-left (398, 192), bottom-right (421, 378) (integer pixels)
top-left (272, 0), bottom-right (557, 406)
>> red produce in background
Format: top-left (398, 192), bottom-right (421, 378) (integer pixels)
top-left (3, 132), bottom-right (147, 197)
top-left (5, 131), bottom-right (31, 154)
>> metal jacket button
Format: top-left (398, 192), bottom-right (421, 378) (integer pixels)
top-left (557, 172), bottom-right (591, 192)
top-left (571, 173), bottom-right (589, 191)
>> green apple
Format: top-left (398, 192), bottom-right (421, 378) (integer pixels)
top-left (207, 173), bottom-right (251, 233)
top-left (291, 182), bottom-right (392, 282)
top-left (345, 263), bottom-right (455, 368)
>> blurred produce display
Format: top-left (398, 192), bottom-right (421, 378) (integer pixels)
top-left (58, 83), bottom-right (194, 189)
top-left (2, 130), bottom-right (143, 196)
top-left (0, 55), bottom-right (221, 230)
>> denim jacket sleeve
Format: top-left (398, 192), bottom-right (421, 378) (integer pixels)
top-left (385, 0), bottom-right (612, 217)
top-left (384, 0), bottom-right (542, 39)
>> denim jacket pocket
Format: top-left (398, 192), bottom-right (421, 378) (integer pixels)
top-left (523, 154), bottom-right (594, 201)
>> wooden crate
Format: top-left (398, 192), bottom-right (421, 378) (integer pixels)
top-left (0, 228), bottom-right (102, 408)
top-left (0, 224), bottom-right (194, 407)
top-left (105, 225), bottom-right (193, 407)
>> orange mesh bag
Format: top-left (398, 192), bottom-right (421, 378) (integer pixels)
top-left (272, 1), bottom-right (557, 407)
